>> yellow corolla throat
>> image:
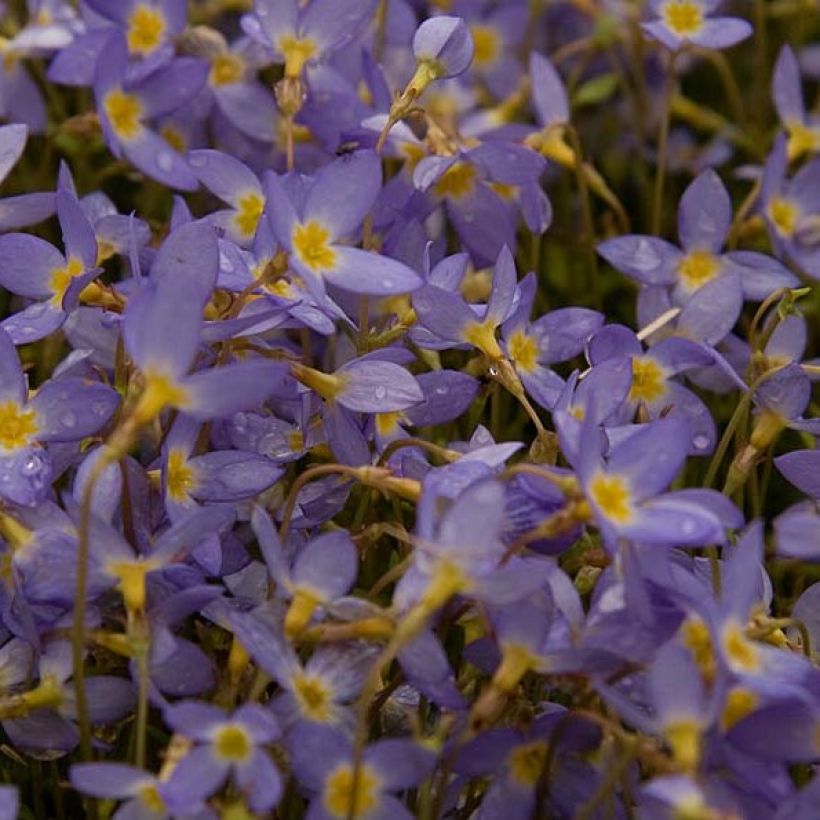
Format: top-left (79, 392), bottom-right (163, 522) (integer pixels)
top-left (233, 192), bottom-right (265, 239)
top-left (166, 449), bottom-right (198, 502)
top-left (292, 221), bottom-right (337, 272)
top-left (210, 52), bottom-right (245, 87)
top-left (0, 401), bottom-right (38, 452)
top-left (767, 196), bottom-right (800, 238)
top-left (786, 121), bottom-right (820, 160)
top-left (284, 587), bottom-right (321, 638)
top-left (677, 249), bottom-right (720, 290)
top-left (680, 615), bottom-right (716, 684)
top-left (213, 723), bottom-right (253, 763)
top-left (508, 740), bottom-right (548, 787)
top-left (292, 671), bottom-right (334, 723)
top-left (127, 5), bottom-right (166, 57)
top-left (324, 763), bottom-right (381, 819)
top-left (134, 371), bottom-right (191, 423)
top-left (108, 559), bottom-right (157, 613)
top-left (722, 621), bottom-right (761, 673)
top-left (49, 256), bottom-right (86, 306)
top-left (588, 472), bottom-right (633, 524)
top-left (721, 687), bottom-right (759, 731)
top-left (470, 25), bottom-right (500, 68)
top-left (662, 0), bottom-right (704, 37)
top-left (507, 328), bottom-right (539, 374)
top-left (628, 357), bottom-right (667, 404)
top-left (664, 719), bottom-right (701, 771)
top-left (279, 35), bottom-right (317, 78)
top-left (104, 89), bottom-right (144, 142)
top-left (434, 162), bottom-right (477, 201)
top-left (462, 319), bottom-right (503, 360)
top-left (375, 411), bottom-right (406, 437)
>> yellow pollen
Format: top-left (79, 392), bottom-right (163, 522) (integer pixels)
top-left (470, 25), bottom-right (499, 67)
top-left (629, 357), bottom-right (667, 404)
top-left (462, 320), bottom-right (503, 360)
top-left (721, 687), bottom-right (758, 731)
top-left (234, 192), bottom-right (265, 238)
top-left (160, 125), bottom-right (186, 154)
top-left (166, 449), bottom-right (197, 502)
top-left (570, 405), bottom-right (585, 421)
top-left (293, 221), bottom-right (336, 272)
top-left (787, 122), bottom-right (820, 160)
top-left (509, 741), bottom-right (548, 787)
top-left (768, 196), bottom-right (800, 238)
top-left (104, 90), bottom-right (143, 141)
top-left (490, 181), bottom-right (517, 201)
top-left (210, 52), bottom-right (245, 87)
top-left (434, 162), bottom-right (477, 200)
top-left (49, 256), bottom-right (85, 306)
top-left (127, 5), bottom-right (166, 56)
top-left (324, 763), bottom-right (380, 819)
top-left (589, 473), bottom-right (633, 523)
top-left (508, 328), bottom-right (538, 373)
top-left (0, 402), bottom-right (38, 451)
top-left (213, 723), bottom-right (253, 762)
top-left (662, 0), bottom-right (704, 37)
top-left (722, 622), bottom-right (760, 672)
top-left (681, 616), bottom-right (716, 684)
top-left (678, 250), bottom-right (719, 289)
top-left (279, 35), bottom-right (317, 78)
top-left (138, 785), bottom-right (165, 814)
top-left (664, 720), bottom-right (701, 771)
top-left (293, 672), bottom-right (333, 723)
top-left (264, 278), bottom-right (295, 299)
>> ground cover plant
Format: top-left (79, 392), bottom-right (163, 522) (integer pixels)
top-left (0, 0), bottom-right (819, 817)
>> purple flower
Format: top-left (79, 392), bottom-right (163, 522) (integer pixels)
top-left (0, 123), bottom-right (55, 231)
top-left (162, 701), bottom-right (283, 815)
top-left (641, 1), bottom-right (752, 51)
top-left (265, 150), bottom-right (423, 297)
top-left (94, 32), bottom-right (207, 191)
top-left (412, 15), bottom-right (474, 80)
top-left (288, 722), bottom-right (435, 819)
top-left (773, 45), bottom-right (820, 161)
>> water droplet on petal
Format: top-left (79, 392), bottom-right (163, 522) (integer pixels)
top-left (60, 410), bottom-right (77, 429)
top-left (693, 434), bottom-right (709, 450)
top-left (374, 385), bottom-right (387, 400)
top-left (681, 518), bottom-right (697, 535)
top-left (157, 153), bottom-right (174, 173)
top-left (381, 278), bottom-right (393, 289)
top-left (435, 386), bottom-right (448, 395)
top-left (632, 238), bottom-right (662, 271)
top-left (189, 153), bottom-right (206, 168)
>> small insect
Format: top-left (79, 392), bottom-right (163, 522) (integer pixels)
top-left (336, 140), bottom-right (361, 156)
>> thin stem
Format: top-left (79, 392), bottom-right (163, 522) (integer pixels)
top-left (285, 114), bottom-right (295, 172)
top-left (134, 634), bottom-right (150, 770)
top-left (651, 52), bottom-right (677, 236)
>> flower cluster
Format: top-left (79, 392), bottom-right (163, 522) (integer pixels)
top-left (0, 1), bottom-right (819, 818)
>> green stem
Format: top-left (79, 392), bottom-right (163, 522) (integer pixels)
top-left (651, 52), bottom-right (677, 236)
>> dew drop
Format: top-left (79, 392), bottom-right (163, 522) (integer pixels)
top-left (189, 153), bottom-right (206, 168)
top-left (157, 152), bottom-right (174, 173)
top-left (374, 385), bottom-right (387, 400)
top-left (681, 518), bottom-right (697, 536)
top-left (91, 401), bottom-right (109, 417)
top-left (381, 278), bottom-right (393, 289)
top-left (631, 238), bottom-right (661, 271)
top-left (693, 434), bottom-right (709, 450)
top-left (435, 385), bottom-right (448, 395)
top-left (60, 410), bottom-right (77, 428)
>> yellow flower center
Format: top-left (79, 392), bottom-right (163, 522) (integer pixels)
top-left (104, 90), bottom-right (143, 142)
top-left (680, 616), bottom-right (716, 684)
top-left (49, 256), bottom-right (86, 306)
top-left (678, 250), bottom-right (719, 290)
top-left (160, 124), bottom-right (187, 154)
top-left (507, 328), bottom-right (539, 373)
top-left (324, 764), bottom-right (380, 819)
top-left (508, 740), bottom-right (548, 787)
top-left (664, 720), bottom-right (701, 771)
top-left (662, 0), bottom-right (704, 37)
top-left (375, 411), bottom-right (404, 437)
top-left (234, 192), bottom-right (265, 239)
top-left (470, 25), bottom-right (499, 67)
top-left (127, 5), bottom-right (166, 56)
top-left (166, 449), bottom-right (197, 502)
top-left (0, 402), bottom-right (38, 451)
top-left (400, 142), bottom-right (426, 172)
top-left (628, 357), bottom-right (667, 404)
top-left (293, 672), bottom-right (333, 723)
top-left (134, 371), bottom-right (191, 424)
top-left (787, 121), bottom-right (820, 160)
top-left (722, 622), bottom-right (760, 672)
top-left (139, 785), bottom-right (166, 814)
top-left (279, 35), bottom-right (317, 78)
top-left (768, 196), bottom-right (800, 238)
top-left (213, 723), bottom-right (253, 762)
top-left (589, 473), bottom-right (633, 523)
top-left (108, 560), bottom-right (154, 613)
top-left (721, 687), bottom-right (758, 731)
top-left (210, 53), bottom-right (245, 87)
top-left (292, 221), bottom-right (337, 272)
top-left (434, 162), bottom-right (477, 200)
